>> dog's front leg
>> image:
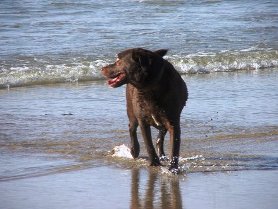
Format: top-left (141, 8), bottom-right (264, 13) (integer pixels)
top-left (139, 121), bottom-right (160, 166)
top-left (129, 120), bottom-right (140, 158)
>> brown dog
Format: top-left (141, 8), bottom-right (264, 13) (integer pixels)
top-left (101, 48), bottom-right (188, 172)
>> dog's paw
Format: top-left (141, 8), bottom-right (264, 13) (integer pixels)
top-left (168, 166), bottom-right (180, 175)
top-left (159, 155), bottom-right (169, 161)
top-left (149, 157), bottom-right (161, 166)
top-left (130, 147), bottom-right (140, 159)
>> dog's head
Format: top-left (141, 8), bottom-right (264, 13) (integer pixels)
top-left (101, 48), bottom-right (168, 88)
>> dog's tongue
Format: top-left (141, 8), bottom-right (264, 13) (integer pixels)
top-left (108, 77), bottom-right (118, 86)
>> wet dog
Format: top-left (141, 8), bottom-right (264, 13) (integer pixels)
top-left (101, 48), bottom-right (188, 172)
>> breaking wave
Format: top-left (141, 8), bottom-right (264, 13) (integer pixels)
top-left (0, 56), bottom-right (109, 88)
top-left (0, 48), bottom-right (277, 88)
top-left (169, 48), bottom-right (278, 74)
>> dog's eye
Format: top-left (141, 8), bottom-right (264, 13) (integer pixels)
top-left (116, 60), bottom-right (121, 66)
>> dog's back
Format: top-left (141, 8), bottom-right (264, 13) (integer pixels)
top-left (126, 59), bottom-right (187, 123)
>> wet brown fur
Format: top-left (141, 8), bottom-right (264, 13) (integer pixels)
top-left (102, 48), bottom-right (188, 170)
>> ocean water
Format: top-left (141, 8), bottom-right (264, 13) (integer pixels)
top-left (0, 0), bottom-right (278, 88)
top-left (0, 1), bottom-right (278, 208)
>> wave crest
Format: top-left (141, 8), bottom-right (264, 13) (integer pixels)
top-left (169, 48), bottom-right (278, 74)
top-left (1, 48), bottom-right (278, 88)
top-left (0, 57), bottom-right (108, 88)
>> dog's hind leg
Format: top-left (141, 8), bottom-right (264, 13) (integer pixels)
top-left (139, 121), bottom-right (160, 166)
top-left (168, 121), bottom-right (181, 173)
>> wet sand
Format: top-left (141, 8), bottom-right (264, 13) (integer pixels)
top-left (1, 166), bottom-right (277, 209)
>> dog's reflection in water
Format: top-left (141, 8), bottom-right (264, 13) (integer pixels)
top-left (130, 168), bottom-right (183, 209)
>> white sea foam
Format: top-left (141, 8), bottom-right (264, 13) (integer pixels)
top-left (1, 48), bottom-right (278, 88)
top-left (0, 57), bottom-right (109, 88)
top-left (180, 155), bottom-right (205, 161)
top-left (111, 144), bottom-right (133, 159)
top-left (169, 49), bottom-right (278, 74)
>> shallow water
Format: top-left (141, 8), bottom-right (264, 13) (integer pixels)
top-left (1, 166), bottom-right (277, 209)
top-left (1, 70), bottom-right (277, 181)
top-left (1, 60), bottom-right (278, 209)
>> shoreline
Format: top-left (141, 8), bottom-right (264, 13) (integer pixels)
top-left (1, 66), bottom-right (278, 90)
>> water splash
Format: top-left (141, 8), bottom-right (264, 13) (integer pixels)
top-left (110, 144), bottom-right (134, 159)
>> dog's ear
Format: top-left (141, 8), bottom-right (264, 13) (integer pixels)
top-left (132, 51), bottom-right (152, 67)
top-left (117, 49), bottom-right (132, 59)
top-left (131, 51), bottom-right (152, 83)
top-left (154, 49), bottom-right (168, 57)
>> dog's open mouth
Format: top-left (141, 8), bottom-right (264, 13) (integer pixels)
top-left (108, 72), bottom-right (127, 87)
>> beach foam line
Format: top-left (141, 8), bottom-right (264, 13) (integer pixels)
top-left (0, 57), bottom-right (108, 88)
top-left (1, 48), bottom-right (277, 88)
top-left (169, 48), bottom-right (278, 74)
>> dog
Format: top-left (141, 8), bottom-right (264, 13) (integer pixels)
top-left (101, 48), bottom-right (188, 172)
